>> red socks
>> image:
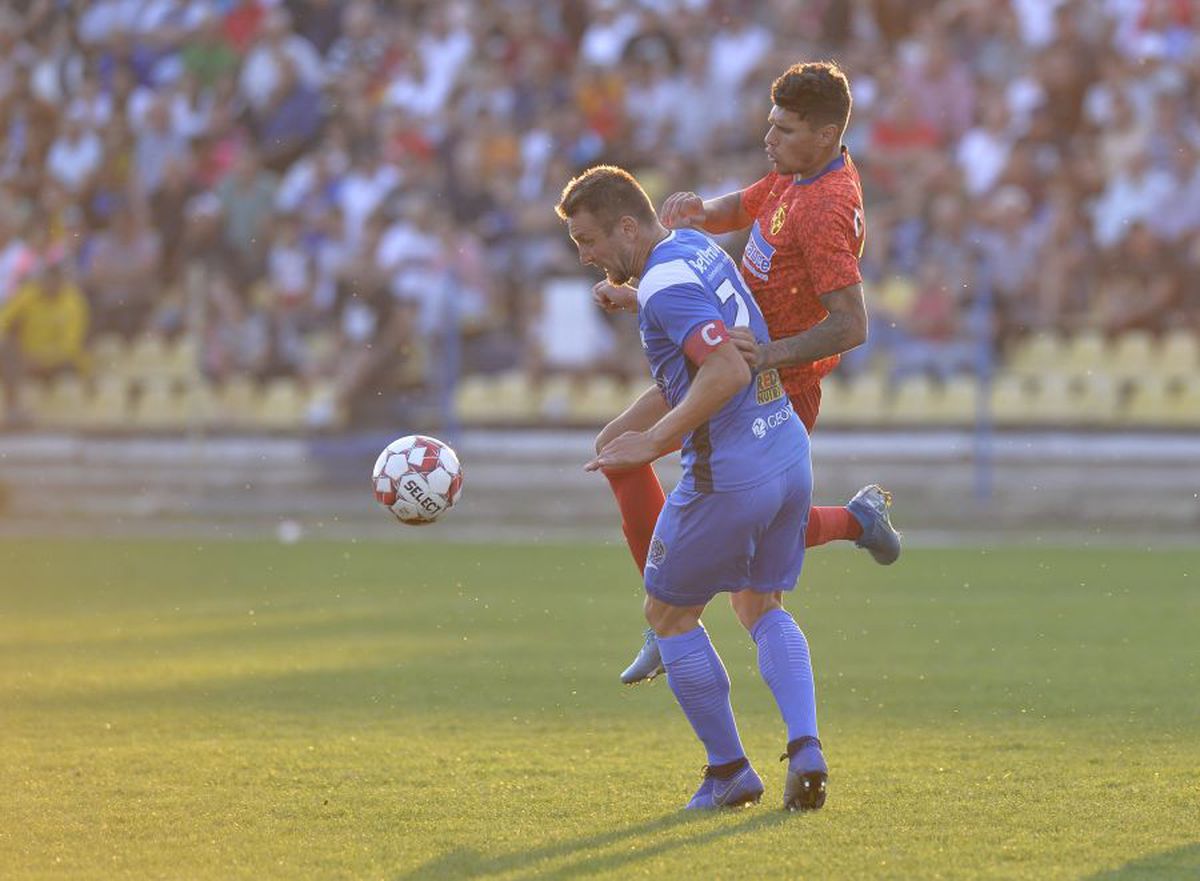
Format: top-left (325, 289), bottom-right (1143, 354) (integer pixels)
top-left (602, 464), bottom-right (667, 574)
top-left (805, 506), bottom-right (862, 548)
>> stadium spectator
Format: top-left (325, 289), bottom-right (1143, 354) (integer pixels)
top-left (216, 146), bottom-right (276, 283)
top-left (0, 250), bottom-right (89, 422)
top-left (238, 7), bottom-right (323, 117)
top-left (85, 200), bottom-right (163, 340)
top-left (45, 110), bottom-right (104, 195)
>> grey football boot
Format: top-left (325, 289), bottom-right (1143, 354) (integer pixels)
top-left (846, 484), bottom-right (902, 565)
top-left (620, 627), bottom-right (665, 684)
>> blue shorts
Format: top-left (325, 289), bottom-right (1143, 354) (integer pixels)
top-left (643, 459), bottom-right (812, 608)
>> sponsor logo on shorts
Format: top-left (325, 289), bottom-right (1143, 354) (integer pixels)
top-left (755, 368), bottom-right (784, 405)
top-left (751, 405), bottom-right (792, 439)
top-left (647, 535), bottom-right (667, 568)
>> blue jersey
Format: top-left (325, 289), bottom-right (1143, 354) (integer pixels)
top-left (637, 228), bottom-right (808, 493)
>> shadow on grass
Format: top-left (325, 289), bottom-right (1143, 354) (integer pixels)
top-left (1083, 843), bottom-right (1200, 880)
top-left (394, 809), bottom-right (795, 881)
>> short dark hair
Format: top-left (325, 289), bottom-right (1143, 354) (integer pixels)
top-left (555, 165), bottom-right (657, 229)
top-left (772, 61), bottom-right (852, 135)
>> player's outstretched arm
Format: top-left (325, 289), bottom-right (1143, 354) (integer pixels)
top-left (594, 384), bottom-right (670, 455)
top-left (660, 191), bottom-right (751, 235)
top-left (731, 283), bottom-right (868, 371)
top-left (586, 343), bottom-right (750, 472)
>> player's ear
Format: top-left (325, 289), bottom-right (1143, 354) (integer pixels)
top-left (820, 123), bottom-right (839, 146)
top-left (618, 214), bottom-right (638, 239)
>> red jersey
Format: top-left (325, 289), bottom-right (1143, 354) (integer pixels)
top-left (738, 148), bottom-right (866, 395)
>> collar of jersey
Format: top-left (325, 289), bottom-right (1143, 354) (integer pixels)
top-left (651, 229), bottom-right (677, 253)
top-left (793, 148), bottom-right (847, 185)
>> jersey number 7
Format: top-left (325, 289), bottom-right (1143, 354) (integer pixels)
top-left (716, 278), bottom-right (750, 327)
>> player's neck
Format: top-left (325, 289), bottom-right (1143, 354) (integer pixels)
top-left (793, 145), bottom-right (843, 181)
top-left (632, 223), bottom-right (671, 279)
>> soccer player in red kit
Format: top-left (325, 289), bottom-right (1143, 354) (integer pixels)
top-left (593, 61), bottom-right (901, 684)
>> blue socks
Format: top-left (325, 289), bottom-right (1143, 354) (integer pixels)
top-left (658, 625), bottom-right (746, 766)
top-left (751, 607), bottom-right (819, 743)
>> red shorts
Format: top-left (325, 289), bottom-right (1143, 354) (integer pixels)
top-left (789, 383), bottom-right (821, 434)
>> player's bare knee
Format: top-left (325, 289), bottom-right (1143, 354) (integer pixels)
top-left (645, 594), bottom-right (702, 637)
top-left (730, 590), bottom-right (782, 631)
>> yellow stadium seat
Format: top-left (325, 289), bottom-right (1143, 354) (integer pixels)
top-left (538, 374), bottom-right (575, 422)
top-left (621, 379), bottom-right (657, 412)
top-left (1123, 376), bottom-right (1200, 427)
top-left (1061, 331), bottom-right (1108, 379)
top-left (217, 375), bottom-right (259, 429)
top-left (90, 334), bottom-right (127, 374)
top-left (889, 375), bottom-right (938, 426)
top-left (1159, 330), bottom-right (1198, 379)
top-left (177, 381), bottom-right (219, 430)
top-left (132, 378), bottom-right (183, 431)
top-left (40, 375), bottom-right (88, 429)
top-left (162, 336), bottom-right (201, 383)
top-left (454, 375), bottom-right (495, 425)
top-left (257, 378), bottom-right (305, 430)
top-left (303, 379), bottom-right (346, 430)
top-left (454, 371), bottom-right (539, 424)
top-left (937, 375), bottom-right (979, 426)
top-left (921, 372), bottom-right (979, 427)
top-left (892, 374), bottom-right (980, 426)
top-left (835, 374), bottom-right (886, 426)
top-left (1124, 376), bottom-right (1200, 428)
top-left (13, 379), bottom-right (49, 425)
top-left (1009, 331), bottom-right (1063, 379)
top-left (1027, 375), bottom-right (1117, 426)
top-left (1109, 331), bottom-right (1154, 382)
top-left (395, 337), bottom-right (429, 388)
top-left (82, 375), bottom-right (131, 430)
top-left (304, 331), bottom-right (338, 366)
top-left (989, 374), bottom-right (1030, 427)
top-left (1170, 377), bottom-right (1200, 428)
top-left (494, 370), bottom-right (538, 423)
top-left (811, 377), bottom-right (847, 427)
top-left (1122, 375), bottom-right (1174, 427)
top-left (570, 375), bottom-right (630, 425)
top-left (124, 334), bottom-right (172, 381)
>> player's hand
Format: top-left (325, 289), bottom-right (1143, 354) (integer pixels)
top-left (729, 326), bottom-right (769, 370)
top-left (592, 280), bottom-right (638, 313)
top-left (585, 430), bottom-right (661, 472)
top-left (659, 192), bottom-right (706, 229)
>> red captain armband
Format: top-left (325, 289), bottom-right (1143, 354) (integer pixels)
top-left (682, 319), bottom-right (731, 365)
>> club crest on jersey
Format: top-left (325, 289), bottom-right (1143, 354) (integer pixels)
top-left (647, 535), bottom-right (667, 568)
top-left (770, 204), bottom-right (787, 235)
top-left (742, 221), bottom-right (775, 281)
top-left (755, 368), bottom-right (784, 405)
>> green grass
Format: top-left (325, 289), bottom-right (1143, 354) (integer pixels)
top-left (1, 540), bottom-right (1197, 880)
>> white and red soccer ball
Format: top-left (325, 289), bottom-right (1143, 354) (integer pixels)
top-left (372, 434), bottom-right (463, 525)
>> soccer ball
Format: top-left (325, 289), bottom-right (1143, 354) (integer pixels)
top-left (372, 434), bottom-right (464, 525)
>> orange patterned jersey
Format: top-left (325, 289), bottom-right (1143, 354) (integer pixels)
top-left (738, 147), bottom-right (865, 395)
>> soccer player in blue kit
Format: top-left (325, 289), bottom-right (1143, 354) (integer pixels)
top-left (556, 165), bottom-right (828, 811)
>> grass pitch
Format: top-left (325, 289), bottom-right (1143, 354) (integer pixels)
top-left (1, 539), bottom-right (1197, 880)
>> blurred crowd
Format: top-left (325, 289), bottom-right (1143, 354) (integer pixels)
top-left (0, 0), bottom-right (1197, 426)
